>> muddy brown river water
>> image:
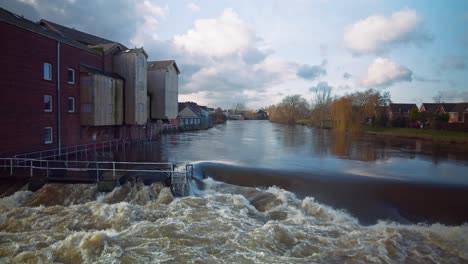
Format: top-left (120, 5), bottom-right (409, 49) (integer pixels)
top-left (1, 120), bottom-right (468, 263)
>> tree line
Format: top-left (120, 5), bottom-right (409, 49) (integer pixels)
top-left (267, 88), bottom-right (392, 132)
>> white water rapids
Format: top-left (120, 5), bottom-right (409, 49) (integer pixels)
top-left (1, 179), bottom-right (467, 263)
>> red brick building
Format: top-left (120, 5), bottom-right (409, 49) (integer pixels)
top-left (0, 8), bottom-right (108, 156)
top-left (0, 8), bottom-right (160, 157)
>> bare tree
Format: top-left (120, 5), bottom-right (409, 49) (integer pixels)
top-left (310, 82), bottom-right (333, 128)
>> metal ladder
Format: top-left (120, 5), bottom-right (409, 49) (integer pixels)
top-left (171, 164), bottom-right (193, 196)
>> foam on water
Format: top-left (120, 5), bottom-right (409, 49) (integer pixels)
top-left (0, 179), bottom-right (467, 263)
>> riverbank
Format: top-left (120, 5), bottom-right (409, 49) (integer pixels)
top-left (364, 127), bottom-right (468, 145)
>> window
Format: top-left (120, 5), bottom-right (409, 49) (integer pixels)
top-left (67, 68), bottom-right (75, 84)
top-left (140, 57), bottom-right (145, 68)
top-left (139, 103), bottom-right (144, 112)
top-left (68, 97), bottom-right (75, 112)
top-left (43, 63), bottom-right (52, 80)
top-left (44, 95), bottom-right (52, 112)
top-left (44, 127), bottom-right (53, 144)
top-left (108, 104), bottom-right (113, 114)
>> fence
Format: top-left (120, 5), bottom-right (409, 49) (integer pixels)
top-left (13, 139), bottom-right (127, 161)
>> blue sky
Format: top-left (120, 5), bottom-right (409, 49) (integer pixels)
top-left (2, 0), bottom-right (467, 109)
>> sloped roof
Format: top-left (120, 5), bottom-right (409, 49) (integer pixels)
top-left (80, 65), bottom-right (123, 80)
top-left (178, 102), bottom-right (203, 116)
top-left (439, 103), bottom-right (456, 112)
top-left (450, 103), bottom-right (468, 112)
top-left (0, 7), bottom-right (99, 55)
top-left (88, 42), bottom-right (126, 54)
top-left (389, 103), bottom-right (417, 113)
top-left (117, 48), bottom-right (148, 58)
top-left (420, 103), bottom-right (438, 113)
top-left (39, 19), bottom-right (120, 46)
top-left (148, 60), bottom-right (180, 74)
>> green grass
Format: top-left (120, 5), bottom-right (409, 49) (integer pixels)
top-left (364, 127), bottom-right (468, 142)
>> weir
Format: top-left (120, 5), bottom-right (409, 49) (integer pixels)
top-left (0, 157), bottom-right (193, 197)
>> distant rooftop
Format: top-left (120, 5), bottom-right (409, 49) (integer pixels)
top-left (148, 60), bottom-right (180, 74)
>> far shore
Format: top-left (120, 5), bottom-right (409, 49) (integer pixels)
top-left (363, 127), bottom-right (468, 145)
top-left (275, 120), bottom-right (468, 145)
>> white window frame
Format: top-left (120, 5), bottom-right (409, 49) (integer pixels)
top-left (67, 68), bottom-right (75, 84)
top-left (68, 97), bottom-right (75, 113)
top-left (44, 95), bottom-right (53, 112)
top-left (43, 63), bottom-right (52, 80)
top-left (44, 127), bottom-right (53, 144)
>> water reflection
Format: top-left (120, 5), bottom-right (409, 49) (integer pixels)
top-left (118, 121), bottom-right (468, 185)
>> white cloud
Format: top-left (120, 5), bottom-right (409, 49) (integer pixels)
top-left (361, 57), bottom-right (412, 88)
top-left (130, 2), bottom-right (168, 46)
top-left (187, 3), bottom-right (200, 12)
top-left (344, 9), bottom-right (431, 54)
top-left (173, 8), bottom-right (255, 57)
top-left (142, 0), bottom-right (167, 17)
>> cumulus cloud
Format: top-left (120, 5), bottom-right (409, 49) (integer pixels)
top-left (344, 9), bottom-right (432, 54)
top-left (360, 57), bottom-right (412, 88)
top-left (166, 8), bottom-right (303, 108)
top-left (297, 60), bottom-right (327, 80)
top-left (173, 8), bottom-right (255, 57)
top-left (343, 72), bottom-right (352, 79)
top-left (187, 3), bottom-right (200, 12)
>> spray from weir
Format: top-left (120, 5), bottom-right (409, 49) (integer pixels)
top-left (1, 179), bottom-right (468, 263)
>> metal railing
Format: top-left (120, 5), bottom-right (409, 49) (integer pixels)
top-left (0, 158), bottom-right (193, 195)
top-left (13, 139), bottom-right (127, 161)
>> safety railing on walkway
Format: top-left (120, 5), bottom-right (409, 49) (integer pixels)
top-left (13, 139), bottom-right (127, 161)
top-left (0, 158), bottom-right (193, 195)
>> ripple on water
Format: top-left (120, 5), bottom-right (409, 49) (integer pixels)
top-left (0, 180), bottom-right (467, 263)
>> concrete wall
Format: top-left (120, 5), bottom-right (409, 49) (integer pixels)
top-left (147, 63), bottom-right (178, 120)
top-left (113, 51), bottom-right (148, 125)
top-left (147, 68), bottom-right (166, 119)
top-left (80, 73), bottom-right (123, 126)
top-left (165, 65), bottom-right (178, 119)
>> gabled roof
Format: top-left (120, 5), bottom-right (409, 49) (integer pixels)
top-left (88, 42), bottom-right (126, 54)
top-left (117, 48), bottom-right (148, 58)
top-left (147, 60), bottom-right (180, 74)
top-left (39, 19), bottom-right (121, 46)
top-left (450, 103), bottom-right (468, 113)
top-left (80, 65), bottom-right (123, 80)
top-left (0, 7), bottom-right (99, 55)
top-left (420, 103), bottom-right (456, 113)
top-left (389, 103), bottom-right (417, 113)
top-left (178, 103), bottom-right (201, 117)
top-left (420, 103), bottom-right (439, 113)
top-left (439, 103), bottom-right (456, 112)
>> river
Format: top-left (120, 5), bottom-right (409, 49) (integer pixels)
top-left (1, 120), bottom-right (468, 263)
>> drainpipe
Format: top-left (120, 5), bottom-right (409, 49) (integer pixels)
top-left (56, 42), bottom-right (61, 154)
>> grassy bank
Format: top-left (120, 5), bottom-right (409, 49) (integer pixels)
top-left (365, 127), bottom-right (468, 144)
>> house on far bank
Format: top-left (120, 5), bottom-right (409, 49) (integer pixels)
top-left (388, 103), bottom-right (417, 120)
top-left (419, 103), bottom-right (456, 115)
top-left (178, 102), bottom-right (201, 126)
top-left (147, 60), bottom-right (180, 125)
top-left (447, 103), bottom-right (468, 123)
top-left (256, 110), bottom-right (268, 120)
